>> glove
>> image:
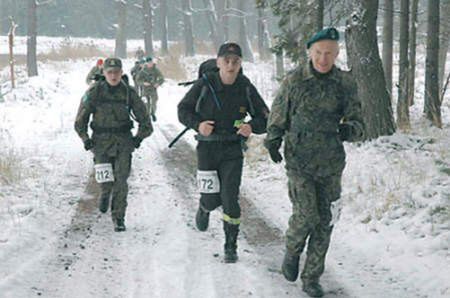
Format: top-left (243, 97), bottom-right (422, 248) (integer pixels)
top-left (268, 147), bottom-right (283, 163)
top-left (338, 123), bottom-right (352, 141)
top-left (83, 139), bottom-right (94, 151)
top-left (133, 136), bottom-right (143, 148)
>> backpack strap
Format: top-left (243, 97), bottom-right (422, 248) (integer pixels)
top-left (201, 73), bottom-right (222, 110)
top-left (245, 86), bottom-right (255, 117)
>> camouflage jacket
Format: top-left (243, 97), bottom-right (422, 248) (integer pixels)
top-left (264, 63), bottom-right (365, 177)
top-left (85, 66), bottom-right (103, 85)
top-left (74, 79), bottom-right (153, 156)
top-left (135, 65), bottom-right (165, 93)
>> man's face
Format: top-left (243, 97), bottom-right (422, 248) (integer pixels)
top-left (146, 61), bottom-right (154, 68)
top-left (309, 40), bottom-right (339, 74)
top-left (104, 68), bottom-right (122, 86)
top-left (217, 55), bottom-right (242, 84)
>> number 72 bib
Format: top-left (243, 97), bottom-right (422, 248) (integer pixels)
top-left (94, 163), bottom-right (115, 183)
top-left (197, 170), bottom-right (220, 194)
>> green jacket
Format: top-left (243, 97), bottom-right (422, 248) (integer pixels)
top-left (86, 66), bottom-right (103, 85)
top-left (136, 65), bottom-right (165, 94)
top-left (74, 79), bottom-right (153, 156)
top-left (264, 63), bottom-right (365, 177)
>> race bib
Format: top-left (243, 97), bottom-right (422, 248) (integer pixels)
top-left (94, 163), bottom-right (114, 183)
top-left (197, 170), bottom-right (220, 194)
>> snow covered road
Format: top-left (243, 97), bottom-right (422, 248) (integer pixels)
top-left (1, 58), bottom-right (448, 297)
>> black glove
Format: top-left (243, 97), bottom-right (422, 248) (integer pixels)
top-left (268, 147), bottom-right (283, 163)
top-left (83, 139), bottom-right (94, 151)
top-left (133, 136), bottom-right (143, 148)
top-left (338, 123), bottom-right (352, 141)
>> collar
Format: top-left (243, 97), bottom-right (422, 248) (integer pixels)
top-left (302, 61), bottom-right (340, 82)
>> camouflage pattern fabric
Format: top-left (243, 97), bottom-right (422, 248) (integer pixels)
top-left (264, 62), bottom-right (364, 283)
top-left (85, 65), bottom-right (103, 85)
top-left (74, 79), bottom-right (153, 220)
top-left (135, 65), bottom-right (165, 95)
top-left (95, 151), bottom-right (131, 220)
top-left (136, 65), bottom-right (164, 115)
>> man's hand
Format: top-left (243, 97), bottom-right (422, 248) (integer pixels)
top-left (338, 123), bottom-right (352, 141)
top-left (83, 139), bottom-right (94, 151)
top-left (198, 120), bottom-right (215, 136)
top-left (143, 82), bottom-right (151, 86)
top-left (236, 123), bottom-right (252, 138)
top-left (133, 136), bottom-right (143, 148)
top-left (268, 147), bottom-right (283, 163)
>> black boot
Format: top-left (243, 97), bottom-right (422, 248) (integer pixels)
top-left (281, 251), bottom-right (300, 282)
top-left (223, 222), bottom-right (239, 263)
top-left (151, 113), bottom-right (157, 122)
top-left (195, 205), bottom-right (210, 231)
top-left (113, 218), bottom-right (126, 232)
top-left (98, 193), bottom-right (111, 213)
top-left (302, 280), bottom-right (324, 297)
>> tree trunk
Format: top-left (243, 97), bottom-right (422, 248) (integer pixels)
top-left (143, 0), bottom-right (154, 56)
top-left (424, 0), bottom-right (441, 127)
top-left (397, 0), bottom-right (410, 130)
top-left (202, 0), bottom-right (221, 49)
top-left (223, 0), bottom-right (231, 41)
top-left (315, 0), bottom-right (324, 31)
top-left (159, 0), bottom-right (169, 55)
top-left (407, 0), bottom-right (418, 106)
top-left (345, 0), bottom-right (396, 139)
top-left (213, 0), bottom-right (225, 41)
top-left (8, 19), bottom-right (16, 89)
top-left (114, 0), bottom-right (127, 58)
top-left (382, 0), bottom-right (393, 96)
top-left (438, 1), bottom-right (450, 92)
top-left (181, 0), bottom-right (195, 56)
top-left (257, 4), bottom-right (271, 61)
top-left (237, 0), bottom-right (254, 62)
top-left (275, 49), bottom-right (284, 79)
top-left (27, 0), bottom-right (38, 77)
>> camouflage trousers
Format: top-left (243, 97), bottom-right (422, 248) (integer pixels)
top-left (285, 170), bottom-right (342, 282)
top-left (94, 151), bottom-right (132, 220)
top-left (143, 89), bottom-right (158, 116)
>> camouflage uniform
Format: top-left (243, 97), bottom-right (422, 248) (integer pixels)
top-left (130, 61), bottom-right (143, 89)
top-left (75, 74), bottom-right (153, 224)
top-left (135, 65), bottom-right (165, 118)
top-left (264, 62), bottom-right (364, 284)
top-left (86, 65), bottom-right (103, 85)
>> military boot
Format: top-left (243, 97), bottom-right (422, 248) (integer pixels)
top-left (113, 218), bottom-right (126, 232)
top-left (151, 113), bottom-right (157, 122)
top-left (195, 205), bottom-right (210, 231)
top-left (98, 192), bottom-right (111, 213)
top-left (281, 251), bottom-right (300, 282)
top-left (223, 222), bottom-right (239, 263)
top-left (302, 280), bottom-right (324, 297)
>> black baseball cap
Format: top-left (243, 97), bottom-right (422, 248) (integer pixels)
top-left (217, 42), bottom-right (242, 58)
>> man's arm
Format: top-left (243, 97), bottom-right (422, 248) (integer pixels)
top-left (247, 83), bottom-right (270, 135)
top-left (177, 82), bottom-right (203, 131)
top-left (264, 76), bottom-right (291, 149)
top-left (340, 72), bottom-right (365, 142)
top-left (129, 88), bottom-right (153, 140)
top-left (74, 89), bottom-right (95, 142)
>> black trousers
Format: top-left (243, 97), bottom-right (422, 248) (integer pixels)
top-left (196, 141), bottom-right (243, 220)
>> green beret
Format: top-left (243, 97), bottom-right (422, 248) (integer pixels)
top-left (307, 27), bottom-right (340, 49)
top-left (145, 56), bottom-right (153, 62)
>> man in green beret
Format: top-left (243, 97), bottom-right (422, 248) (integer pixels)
top-left (75, 57), bottom-right (153, 232)
top-left (264, 27), bottom-right (365, 297)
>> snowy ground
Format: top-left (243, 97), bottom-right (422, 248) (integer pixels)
top-left (0, 37), bottom-right (449, 297)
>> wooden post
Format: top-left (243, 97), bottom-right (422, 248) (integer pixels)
top-left (8, 18), bottom-right (17, 89)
